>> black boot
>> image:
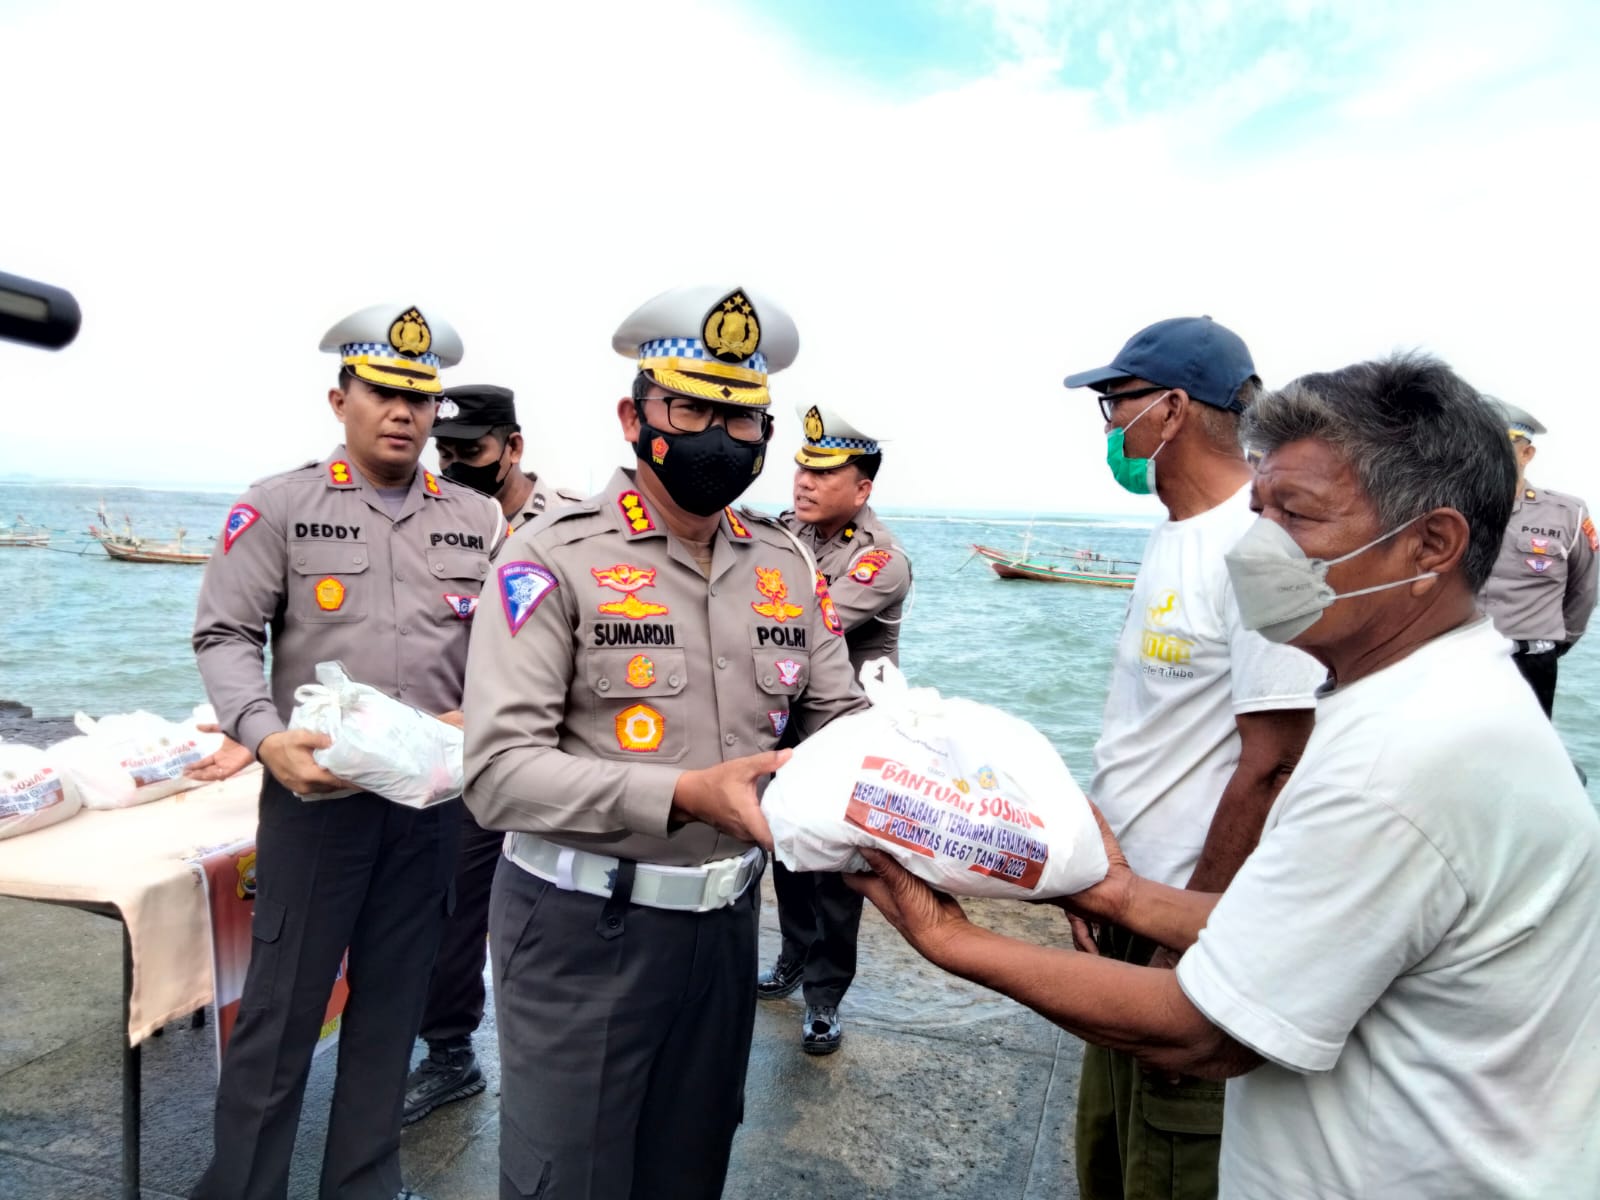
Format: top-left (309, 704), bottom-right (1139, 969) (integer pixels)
top-left (403, 1038), bottom-right (485, 1125)
top-left (756, 954), bottom-right (804, 1000)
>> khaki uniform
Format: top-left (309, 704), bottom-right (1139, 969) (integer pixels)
top-left (463, 469), bottom-right (866, 1198)
top-left (464, 468), bottom-right (864, 864)
top-left (1480, 483), bottom-right (1597, 718)
top-left (772, 503), bottom-right (912, 1017)
top-left (189, 445), bottom-right (503, 1200)
top-left (512, 470), bottom-right (586, 531)
top-left (195, 445), bottom-right (505, 751)
top-left (784, 502), bottom-right (911, 671)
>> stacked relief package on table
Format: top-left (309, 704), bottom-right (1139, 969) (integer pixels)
top-left (0, 738), bottom-right (84, 839)
top-left (764, 661), bottom-right (1108, 899)
top-left (288, 661), bottom-right (463, 807)
top-left (54, 707), bottom-right (224, 810)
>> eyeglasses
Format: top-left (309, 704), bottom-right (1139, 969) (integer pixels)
top-left (1097, 386), bottom-right (1169, 423)
top-left (650, 396), bottom-right (772, 444)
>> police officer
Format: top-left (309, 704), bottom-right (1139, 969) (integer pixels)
top-left (462, 285), bottom-right (867, 1199)
top-left (757, 404), bottom-right (911, 1055)
top-left (1481, 400), bottom-right (1598, 716)
top-left (191, 304), bottom-right (505, 1200)
top-left (404, 384), bottom-right (583, 1125)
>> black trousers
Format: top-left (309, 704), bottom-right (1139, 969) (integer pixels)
top-left (1512, 647), bottom-right (1559, 717)
top-left (419, 805), bottom-right (502, 1044)
top-left (190, 780), bottom-right (459, 1200)
top-left (772, 861), bottom-right (864, 1009)
top-left (489, 855), bottom-right (759, 1200)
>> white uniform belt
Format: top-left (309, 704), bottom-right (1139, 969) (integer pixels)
top-left (504, 832), bottom-right (763, 913)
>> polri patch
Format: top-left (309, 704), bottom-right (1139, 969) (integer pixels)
top-left (222, 504), bottom-right (260, 554)
top-left (850, 549), bottom-right (892, 584)
top-left (814, 571), bottom-right (843, 635)
top-left (768, 710), bottom-right (789, 738)
top-left (443, 593), bottom-right (479, 619)
top-left (1585, 515), bottom-right (1599, 552)
top-left (499, 561), bottom-right (559, 635)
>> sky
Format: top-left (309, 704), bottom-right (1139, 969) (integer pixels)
top-left (2, 0), bottom-right (1597, 516)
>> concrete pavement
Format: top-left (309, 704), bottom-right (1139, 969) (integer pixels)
top-left (0, 878), bottom-right (1084, 1199)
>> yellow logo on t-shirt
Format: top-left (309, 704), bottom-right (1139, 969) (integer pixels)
top-left (1140, 589), bottom-right (1193, 666)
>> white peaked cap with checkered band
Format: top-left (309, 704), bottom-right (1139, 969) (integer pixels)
top-left (319, 302), bottom-right (464, 396)
top-left (612, 284), bottom-right (799, 409)
top-left (795, 402), bottom-right (883, 471)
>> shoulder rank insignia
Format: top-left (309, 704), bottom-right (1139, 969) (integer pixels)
top-left (850, 549), bottom-right (893, 584)
top-left (752, 566), bottom-right (804, 623)
top-left (814, 570), bottom-right (843, 635)
top-left (619, 490), bottom-right (656, 534)
top-left (222, 504), bottom-right (260, 554)
top-left (725, 507), bottom-right (752, 540)
top-left (329, 460), bottom-right (354, 486)
top-left (703, 289), bottom-right (761, 363)
top-left (499, 561), bottom-right (559, 635)
top-left (423, 470), bottom-right (442, 496)
top-left (442, 593), bottom-right (479, 619)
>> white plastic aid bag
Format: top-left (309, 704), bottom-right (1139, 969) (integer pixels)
top-left (763, 661), bottom-right (1108, 900)
top-left (55, 710), bottom-right (224, 810)
top-left (288, 661), bottom-right (462, 808)
top-left (0, 738), bottom-right (84, 839)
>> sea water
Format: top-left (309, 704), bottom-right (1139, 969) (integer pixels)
top-left (2, 481), bottom-right (1595, 810)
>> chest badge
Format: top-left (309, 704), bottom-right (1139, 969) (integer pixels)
top-left (625, 654), bottom-right (656, 688)
top-left (775, 658), bottom-right (802, 687)
top-left (767, 710), bottom-right (790, 738)
top-left (222, 504), bottom-right (260, 554)
top-left (442, 593), bottom-right (479, 619)
top-left (1529, 537), bottom-right (1550, 555)
top-left (751, 567), bottom-right (804, 623)
top-left (615, 703), bottom-right (665, 753)
top-left (1528, 557), bottom-right (1552, 574)
top-left (592, 563), bottom-right (670, 619)
top-left (315, 577), bottom-right (346, 611)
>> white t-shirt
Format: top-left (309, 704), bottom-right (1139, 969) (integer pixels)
top-left (1090, 487), bottom-right (1323, 887)
top-left (1178, 616), bottom-right (1600, 1200)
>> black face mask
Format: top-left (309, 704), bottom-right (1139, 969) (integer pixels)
top-left (442, 450), bottom-right (510, 497)
top-left (634, 415), bottom-right (765, 516)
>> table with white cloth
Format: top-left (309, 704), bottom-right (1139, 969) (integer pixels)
top-left (0, 767), bottom-right (261, 1199)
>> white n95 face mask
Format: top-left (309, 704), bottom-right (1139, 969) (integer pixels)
top-left (1224, 515), bottom-right (1437, 644)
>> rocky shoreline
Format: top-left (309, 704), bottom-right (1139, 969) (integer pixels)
top-left (0, 700), bottom-right (77, 749)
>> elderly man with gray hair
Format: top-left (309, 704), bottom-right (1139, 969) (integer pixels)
top-left (851, 353), bottom-right (1600, 1199)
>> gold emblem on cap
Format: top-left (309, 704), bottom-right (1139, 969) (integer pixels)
top-left (703, 290), bottom-right (761, 363)
top-left (389, 308), bottom-right (432, 357)
top-left (803, 406), bottom-right (824, 442)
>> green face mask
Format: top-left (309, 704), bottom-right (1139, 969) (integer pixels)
top-left (1104, 394), bottom-right (1167, 495)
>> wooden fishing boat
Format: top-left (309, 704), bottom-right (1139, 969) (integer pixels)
top-left (972, 541), bottom-right (1138, 588)
top-left (88, 501), bottom-right (210, 564)
top-left (0, 516), bottom-right (49, 548)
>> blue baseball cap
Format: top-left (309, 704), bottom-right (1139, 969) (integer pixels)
top-left (1062, 316), bottom-right (1258, 413)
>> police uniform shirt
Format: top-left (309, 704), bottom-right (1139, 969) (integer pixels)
top-left (782, 503), bottom-right (911, 670)
top-left (1481, 483), bottom-right (1599, 644)
top-left (512, 471), bottom-right (586, 533)
top-left (462, 468), bottom-right (867, 868)
top-left (194, 445), bottom-right (506, 753)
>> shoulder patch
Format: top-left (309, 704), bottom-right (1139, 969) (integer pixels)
top-left (849, 548), bottom-right (893, 584)
top-left (499, 562), bottom-right (559, 635)
top-left (222, 504), bottom-right (260, 554)
top-left (1584, 515), bottom-right (1598, 552)
top-left (814, 571), bottom-right (844, 635)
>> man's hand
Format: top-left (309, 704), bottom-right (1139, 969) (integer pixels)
top-left (845, 848), bottom-right (972, 968)
top-left (1055, 802), bottom-right (1135, 926)
top-left (671, 749), bottom-right (791, 851)
top-left (436, 709), bottom-right (465, 729)
top-left (184, 727), bottom-right (256, 783)
top-left (256, 730), bottom-right (347, 795)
